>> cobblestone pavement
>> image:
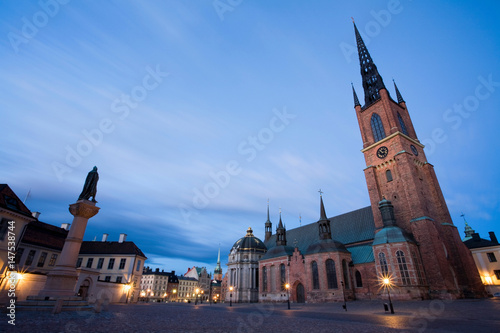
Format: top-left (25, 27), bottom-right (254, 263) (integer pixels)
top-left (3, 298), bottom-right (500, 333)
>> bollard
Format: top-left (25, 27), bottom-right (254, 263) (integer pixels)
top-left (383, 303), bottom-right (389, 312)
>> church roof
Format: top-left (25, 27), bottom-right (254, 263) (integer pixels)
top-left (232, 227), bottom-right (267, 253)
top-left (263, 206), bottom-right (375, 262)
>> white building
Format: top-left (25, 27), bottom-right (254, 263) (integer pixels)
top-left (226, 227), bottom-right (267, 303)
top-left (140, 267), bottom-right (178, 302)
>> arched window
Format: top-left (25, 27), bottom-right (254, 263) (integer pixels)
top-left (311, 261), bottom-right (319, 289)
top-left (396, 250), bottom-right (411, 285)
top-left (379, 252), bottom-right (388, 276)
top-left (371, 113), bottom-right (386, 142)
top-left (398, 112), bottom-right (409, 136)
top-left (280, 264), bottom-right (286, 291)
top-left (342, 259), bottom-right (350, 289)
top-left (355, 270), bottom-right (363, 288)
top-left (386, 169), bottom-right (393, 182)
top-left (325, 259), bottom-right (338, 289)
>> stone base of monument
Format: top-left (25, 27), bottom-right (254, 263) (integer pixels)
top-left (17, 296), bottom-right (96, 313)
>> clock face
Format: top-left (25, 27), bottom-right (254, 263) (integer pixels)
top-left (410, 145), bottom-right (418, 156)
top-left (376, 146), bottom-right (389, 159)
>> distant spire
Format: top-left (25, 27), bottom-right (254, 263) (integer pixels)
top-left (353, 20), bottom-right (388, 106)
top-left (276, 209), bottom-right (287, 246)
top-left (214, 244), bottom-right (222, 278)
top-left (319, 191), bottom-right (327, 221)
top-left (265, 199), bottom-right (272, 242)
top-left (266, 199), bottom-right (271, 223)
top-left (393, 79), bottom-right (405, 103)
top-left (352, 83), bottom-right (361, 107)
top-left (217, 245), bottom-right (221, 264)
top-left (461, 212), bottom-right (475, 241)
top-left (278, 209), bottom-right (284, 229)
top-left (318, 191), bottom-right (332, 240)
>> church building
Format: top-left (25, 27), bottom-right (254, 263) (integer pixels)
top-left (227, 21), bottom-right (485, 303)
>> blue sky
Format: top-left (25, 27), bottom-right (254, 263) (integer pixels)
top-left (1, 1), bottom-right (499, 275)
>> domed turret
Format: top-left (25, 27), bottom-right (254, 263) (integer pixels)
top-left (231, 227), bottom-right (267, 253)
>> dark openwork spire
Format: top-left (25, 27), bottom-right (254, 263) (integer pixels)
top-left (378, 197), bottom-right (396, 227)
top-left (393, 79), bottom-right (405, 103)
top-left (353, 20), bottom-right (388, 107)
top-left (318, 190), bottom-right (332, 240)
top-left (352, 82), bottom-right (361, 107)
top-left (265, 199), bottom-right (272, 242)
top-left (276, 209), bottom-right (287, 246)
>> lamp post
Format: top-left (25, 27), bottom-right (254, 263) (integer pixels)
top-left (124, 284), bottom-right (132, 304)
top-left (285, 283), bottom-right (290, 310)
top-left (195, 288), bottom-right (200, 305)
top-left (173, 289), bottom-right (177, 302)
top-left (229, 286), bottom-right (233, 307)
top-left (201, 290), bottom-right (204, 304)
top-left (383, 278), bottom-right (394, 314)
top-left (340, 281), bottom-right (347, 311)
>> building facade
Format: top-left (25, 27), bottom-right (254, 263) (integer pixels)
top-left (230, 21), bottom-right (486, 304)
top-left (177, 276), bottom-right (198, 302)
top-left (140, 267), bottom-right (178, 302)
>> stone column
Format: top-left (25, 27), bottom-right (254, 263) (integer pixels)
top-left (39, 200), bottom-right (100, 297)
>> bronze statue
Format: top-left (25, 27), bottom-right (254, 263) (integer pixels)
top-left (78, 166), bottom-right (99, 202)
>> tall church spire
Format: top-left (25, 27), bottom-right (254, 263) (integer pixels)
top-left (318, 190), bottom-right (332, 240)
top-left (353, 20), bottom-right (388, 106)
top-left (265, 199), bottom-right (272, 242)
top-left (276, 209), bottom-right (287, 246)
top-left (393, 79), bottom-right (405, 103)
top-left (352, 82), bottom-right (361, 107)
top-left (214, 245), bottom-right (222, 280)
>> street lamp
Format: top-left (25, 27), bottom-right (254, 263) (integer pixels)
top-left (201, 290), bottom-right (204, 304)
top-left (340, 281), bottom-right (347, 311)
top-left (124, 284), bottom-right (132, 304)
top-left (383, 278), bottom-right (395, 314)
top-left (229, 286), bottom-right (233, 307)
top-left (285, 283), bottom-right (290, 310)
top-left (195, 288), bottom-right (200, 305)
top-left (173, 289), bottom-right (177, 302)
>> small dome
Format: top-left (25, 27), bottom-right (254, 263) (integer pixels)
top-left (231, 227), bottom-right (267, 253)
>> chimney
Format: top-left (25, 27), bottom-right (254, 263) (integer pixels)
top-left (471, 233), bottom-right (480, 241)
top-left (102, 233), bottom-right (108, 242)
top-left (489, 231), bottom-right (498, 244)
top-left (156, 268), bottom-right (160, 272)
top-left (61, 223), bottom-right (70, 230)
top-left (119, 233), bottom-right (127, 243)
top-left (32, 212), bottom-right (41, 219)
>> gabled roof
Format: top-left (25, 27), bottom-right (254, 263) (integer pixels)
top-left (0, 184), bottom-right (33, 218)
top-left (80, 241), bottom-right (147, 258)
top-left (21, 220), bottom-right (68, 251)
top-left (464, 233), bottom-right (500, 249)
top-left (263, 206), bottom-right (375, 260)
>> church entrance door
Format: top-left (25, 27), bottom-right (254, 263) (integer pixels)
top-left (296, 283), bottom-right (305, 303)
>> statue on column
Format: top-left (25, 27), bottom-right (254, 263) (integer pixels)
top-left (78, 166), bottom-right (99, 202)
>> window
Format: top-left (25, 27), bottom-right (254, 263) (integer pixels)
top-left (494, 270), bottom-right (500, 280)
top-left (342, 260), bottom-right (350, 289)
top-left (76, 258), bottom-right (82, 268)
top-left (15, 248), bottom-right (24, 265)
top-left (371, 113), bottom-right (386, 142)
top-left (86, 258), bottom-right (94, 268)
top-left (280, 264), bottom-right (286, 291)
top-left (119, 258), bottom-right (126, 269)
top-left (262, 266), bottom-right (267, 292)
top-left (25, 250), bottom-right (36, 266)
top-left (396, 250), bottom-right (411, 285)
top-left (311, 261), bottom-right (319, 289)
top-left (355, 270), bottom-right (363, 288)
top-left (48, 254), bottom-right (57, 266)
top-left (397, 112), bottom-right (409, 136)
top-left (116, 276), bottom-right (122, 283)
top-left (0, 218), bottom-right (9, 241)
top-left (97, 258), bottom-right (104, 269)
top-left (412, 251), bottom-right (425, 285)
top-left (108, 258), bottom-right (115, 269)
top-left (136, 260), bottom-right (142, 271)
top-left (326, 259), bottom-right (338, 289)
top-left (104, 276), bottom-right (111, 282)
top-left (379, 252), bottom-right (388, 276)
top-left (37, 252), bottom-right (48, 267)
top-left (386, 170), bottom-right (393, 182)
top-left (487, 253), bottom-right (497, 262)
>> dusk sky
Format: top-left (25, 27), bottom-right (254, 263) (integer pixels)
top-left (2, 1), bottom-right (499, 276)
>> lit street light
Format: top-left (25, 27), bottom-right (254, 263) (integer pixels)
top-left (383, 278), bottom-right (395, 314)
top-left (285, 283), bottom-right (290, 310)
top-left (229, 286), bottom-right (233, 307)
top-left (195, 288), bottom-right (200, 305)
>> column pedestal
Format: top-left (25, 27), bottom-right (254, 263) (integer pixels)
top-left (39, 200), bottom-right (99, 297)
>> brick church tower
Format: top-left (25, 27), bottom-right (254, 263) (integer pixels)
top-left (351, 21), bottom-right (484, 299)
